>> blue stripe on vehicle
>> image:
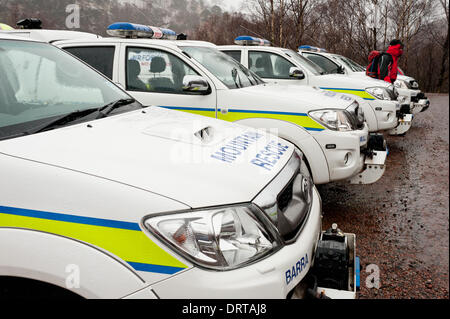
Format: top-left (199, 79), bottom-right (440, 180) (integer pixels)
top-left (0, 205), bottom-right (141, 231)
top-left (319, 87), bottom-right (366, 92)
top-left (158, 106), bottom-right (324, 131)
top-left (127, 261), bottom-right (186, 275)
top-left (158, 106), bottom-right (216, 112)
top-left (223, 109), bottom-right (308, 117)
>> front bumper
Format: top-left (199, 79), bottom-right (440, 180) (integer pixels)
top-left (411, 94), bottom-right (430, 113)
top-left (367, 100), bottom-right (398, 131)
top-left (389, 113), bottom-right (413, 135)
top-left (398, 89), bottom-right (430, 114)
top-left (349, 133), bottom-right (387, 184)
top-left (314, 124), bottom-right (370, 183)
top-left (150, 187), bottom-right (323, 299)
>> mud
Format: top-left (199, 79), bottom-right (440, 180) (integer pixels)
top-left (318, 94), bottom-right (449, 299)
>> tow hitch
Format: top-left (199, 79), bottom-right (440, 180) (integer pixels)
top-left (350, 133), bottom-right (387, 185)
top-left (293, 224), bottom-right (359, 299)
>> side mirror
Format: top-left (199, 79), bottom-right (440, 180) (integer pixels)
top-left (289, 67), bottom-right (305, 79)
top-left (182, 75), bottom-right (210, 94)
top-left (337, 65), bottom-right (345, 74)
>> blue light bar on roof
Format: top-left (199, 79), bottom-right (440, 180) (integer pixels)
top-left (235, 36), bottom-right (271, 46)
top-left (298, 45), bottom-right (327, 52)
top-left (107, 22), bottom-right (177, 40)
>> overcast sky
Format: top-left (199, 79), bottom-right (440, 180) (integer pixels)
top-left (209, 0), bottom-right (245, 11)
top-left (120, 0), bottom-right (246, 12)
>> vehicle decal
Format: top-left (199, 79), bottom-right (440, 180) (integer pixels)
top-left (158, 106), bottom-right (217, 119)
top-left (218, 108), bottom-right (325, 131)
top-left (157, 106), bottom-right (325, 131)
top-left (210, 131), bottom-right (264, 163)
top-left (0, 205), bottom-right (188, 275)
top-left (319, 87), bottom-right (376, 100)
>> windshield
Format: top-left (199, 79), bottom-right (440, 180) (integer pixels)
top-left (0, 39), bottom-right (133, 140)
top-left (181, 46), bottom-right (264, 89)
top-left (286, 50), bottom-right (324, 75)
top-left (335, 55), bottom-right (366, 72)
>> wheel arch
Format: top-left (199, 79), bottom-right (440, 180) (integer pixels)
top-left (0, 227), bottom-right (147, 299)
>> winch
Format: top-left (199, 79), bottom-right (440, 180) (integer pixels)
top-left (312, 224), bottom-right (350, 291)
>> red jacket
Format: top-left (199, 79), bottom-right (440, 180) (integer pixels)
top-left (381, 44), bottom-right (403, 83)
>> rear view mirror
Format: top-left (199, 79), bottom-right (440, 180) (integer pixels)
top-left (182, 75), bottom-right (210, 94)
top-left (289, 67), bottom-right (305, 79)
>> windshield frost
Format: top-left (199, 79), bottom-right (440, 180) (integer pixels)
top-left (181, 46), bottom-right (264, 89)
top-left (0, 39), bottom-right (130, 138)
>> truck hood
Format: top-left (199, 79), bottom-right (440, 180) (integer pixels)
top-left (0, 107), bottom-right (294, 208)
top-left (221, 83), bottom-right (357, 112)
top-left (313, 73), bottom-right (391, 89)
top-left (352, 72), bottom-right (405, 86)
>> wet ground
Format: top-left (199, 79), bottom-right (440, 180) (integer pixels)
top-left (318, 94), bottom-right (449, 299)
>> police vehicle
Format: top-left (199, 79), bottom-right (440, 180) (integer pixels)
top-left (51, 23), bottom-right (387, 186)
top-left (0, 33), bottom-right (362, 299)
top-left (219, 37), bottom-right (412, 136)
top-left (298, 46), bottom-right (430, 114)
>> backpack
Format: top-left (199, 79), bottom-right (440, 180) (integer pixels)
top-left (366, 50), bottom-right (383, 79)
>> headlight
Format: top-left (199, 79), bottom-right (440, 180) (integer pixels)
top-left (366, 87), bottom-right (392, 100)
top-left (144, 205), bottom-right (280, 270)
top-left (394, 80), bottom-right (410, 89)
top-left (309, 109), bottom-right (355, 131)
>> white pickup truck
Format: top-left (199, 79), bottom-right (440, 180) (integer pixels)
top-left (298, 47), bottom-right (430, 114)
top-left (219, 37), bottom-right (412, 136)
top-left (47, 23), bottom-right (388, 186)
top-left (0, 33), bottom-right (359, 299)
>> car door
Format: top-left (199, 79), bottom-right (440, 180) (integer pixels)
top-left (118, 43), bottom-right (218, 119)
top-left (247, 50), bottom-right (308, 86)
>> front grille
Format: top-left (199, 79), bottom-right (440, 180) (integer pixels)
top-left (276, 173), bottom-right (312, 242)
top-left (387, 87), bottom-right (398, 100)
top-left (254, 153), bottom-right (313, 243)
top-left (346, 102), bottom-right (365, 130)
top-left (277, 179), bottom-right (294, 212)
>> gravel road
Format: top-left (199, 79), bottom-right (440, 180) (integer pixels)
top-left (319, 94), bottom-right (449, 299)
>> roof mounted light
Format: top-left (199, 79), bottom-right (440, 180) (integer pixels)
top-left (298, 45), bottom-right (327, 52)
top-left (107, 22), bottom-right (177, 40)
top-left (16, 18), bottom-right (42, 29)
top-left (235, 36), bottom-right (271, 46)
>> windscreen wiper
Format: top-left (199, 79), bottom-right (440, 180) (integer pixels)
top-left (22, 98), bottom-right (137, 136)
top-left (94, 98), bottom-right (136, 119)
top-left (23, 107), bottom-right (104, 135)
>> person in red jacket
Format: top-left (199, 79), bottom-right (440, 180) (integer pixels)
top-left (379, 39), bottom-right (404, 83)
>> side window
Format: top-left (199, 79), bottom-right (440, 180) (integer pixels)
top-left (222, 50), bottom-right (242, 63)
top-left (64, 46), bottom-right (115, 79)
top-left (303, 53), bottom-right (338, 74)
top-left (126, 47), bottom-right (198, 94)
top-left (248, 51), bottom-right (295, 79)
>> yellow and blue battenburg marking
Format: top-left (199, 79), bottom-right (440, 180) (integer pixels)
top-left (0, 206), bottom-right (187, 275)
top-left (320, 87), bottom-right (376, 100)
top-left (159, 106), bottom-right (325, 132)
